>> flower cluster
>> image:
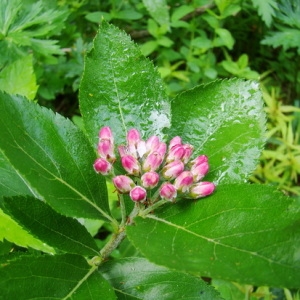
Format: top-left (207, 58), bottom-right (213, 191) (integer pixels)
top-left (93, 127), bottom-right (215, 203)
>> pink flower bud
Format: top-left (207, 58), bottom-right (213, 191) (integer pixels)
top-left (127, 128), bottom-right (141, 145)
top-left (162, 160), bottom-right (185, 180)
top-left (121, 155), bottom-right (141, 176)
top-left (99, 126), bottom-right (113, 142)
top-left (118, 145), bottom-right (128, 157)
top-left (174, 171), bottom-right (194, 193)
top-left (136, 140), bottom-right (147, 158)
top-left (113, 175), bottom-right (135, 193)
top-left (93, 158), bottom-right (112, 175)
top-left (166, 144), bottom-right (185, 162)
top-left (188, 182), bottom-right (215, 199)
top-left (182, 144), bottom-right (194, 163)
top-left (98, 140), bottom-right (115, 162)
top-left (157, 142), bottom-right (167, 158)
top-left (191, 161), bottom-right (209, 182)
top-left (159, 183), bottom-right (177, 202)
top-left (129, 186), bottom-right (147, 202)
top-left (146, 135), bottom-right (160, 153)
top-left (143, 152), bottom-right (163, 172)
top-left (141, 172), bottom-right (160, 189)
top-left (169, 136), bottom-right (182, 149)
top-left (190, 155), bottom-right (208, 167)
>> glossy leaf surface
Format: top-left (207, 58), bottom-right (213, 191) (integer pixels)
top-left (100, 257), bottom-right (222, 299)
top-left (127, 184), bottom-right (300, 288)
top-left (80, 22), bottom-right (171, 145)
top-left (3, 196), bottom-right (99, 256)
top-left (0, 92), bottom-right (110, 220)
top-left (0, 254), bottom-right (116, 299)
top-left (169, 79), bottom-right (266, 184)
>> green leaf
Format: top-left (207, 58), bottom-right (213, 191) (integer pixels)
top-left (261, 27), bottom-right (300, 53)
top-left (0, 209), bottom-right (55, 253)
top-left (3, 196), bottom-right (99, 256)
top-left (100, 257), bottom-right (222, 299)
top-left (215, 28), bottom-right (235, 50)
top-left (251, 0), bottom-right (278, 27)
top-left (0, 92), bottom-right (111, 221)
top-left (79, 22), bottom-right (171, 145)
top-left (142, 0), bottom-right (170, 28)
top-left (0, 151), bottom-right (54, 253)
top-left (0, 55), bottom-right (38, 100)
top-left (0, 254), bottom-right (116, 299)
top-left (169, 79), bottom-right (266, 184)
top-left (127, 184), bottom-right (300, 288)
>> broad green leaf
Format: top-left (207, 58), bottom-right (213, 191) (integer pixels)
top-left (169, 79), bottom-right (266, 184)
top-left (0, 209), bottom-right (54, 253)
top-left (0, 92), bottom-right (111, 221)
top-left (142, 0), bottom-right (170, 28)
top-left (79, 22), bottom-right (171, 145)
top-left (0, 55), bottom-right (38, 100)
top-left (127, 184), bottom-right (300, 288)
top-left (100, 257), bottom-right (222, 299)
top-left (0, 150), bottom-right (54, 253)
top-left (3, 196), bottom-right (99, 256)
top-left (0, 254), bottom-right (116, 299)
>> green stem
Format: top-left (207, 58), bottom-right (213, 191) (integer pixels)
top-left (139, 199), bottom-right (168, 216)
top-left (119, 193), bottom-right (127, 226)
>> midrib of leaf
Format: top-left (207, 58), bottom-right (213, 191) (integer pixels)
top-left (62, 265), bottom-right (98, 300)
top-left (144, 214), bottom-right (294, 269)
top-left (4, 122), bottom-right (114, 223)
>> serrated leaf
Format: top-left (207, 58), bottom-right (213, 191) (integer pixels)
top-left (0, 92), bottom-right (111, 221)
top-left (3, 196), bottom-right (99, 256)
top-left (142, 0), bottom-right (170, 28)
top-left (0, 254), bottom-right (116, 299)
top-left (0, 151), bottom-right (54, 253)
top-left (0, 55), bottom-right (38, 100)
top-left (79, 22), bottom-right (171, 145)
top-left (168, 79), bottom-right (266, 184)
top-left (251, 0), bottom-right (277, 27)
top-left (127, 184), bottom-right (300, 288)
top-left (100, 257), bottom-right (222, 299)
top-left (261, 28), bottom-right (300, 52)
top-left (0, 209), bottom-right (55, 253)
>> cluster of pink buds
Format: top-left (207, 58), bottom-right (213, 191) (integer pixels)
top-left (93, 127), bottom-right (215, 203)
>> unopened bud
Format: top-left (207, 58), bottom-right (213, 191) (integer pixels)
top-left (113, 175), bottom-right (135, 193)
top-left (143, 152), bottom-right (163, 172)
top-left (141, 172), bottom-right (160, 189)
top-left (174, 171), bottom-right (194, 193)
top-left (188, 182), bottom-right (215, 199)
top-left (99, 126), bottom-right (114, 142)
top-left (162, 160), bottom-right (185, 180)
top-left (169, 136), bottom-right (182, 149)
top-left (121, 155), bottom-right (141, 176)
top-left (190, 155), bottom-right (208, 167)
top-left (191, 161), bottom-right (209, 182)
top-left (130, 186), bottom-right (147, 202)
top-left (182, 144), bottom-right (194, 163)
top-left (159, 183), bottom-right (177, 202)
top-left (98, 140), bottom-right (115, 162)
top-left (156, 142), bottom-right (167, 158)
top-left (146, 135), bottom-right (160, 153)
top-left (93, 158), bottom-right (112, 175)
top-left (166, 144), bottom-right (185, 162)
top-left (127, 128), bottom-right (141, 145)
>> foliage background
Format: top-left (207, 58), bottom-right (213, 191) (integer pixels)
top-left (0, 0), bottom-right (300, 299)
